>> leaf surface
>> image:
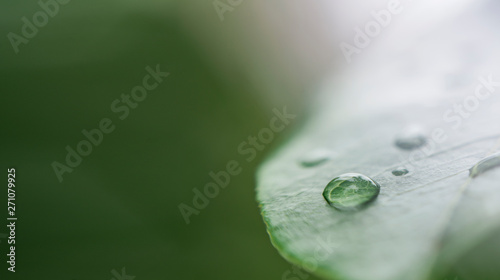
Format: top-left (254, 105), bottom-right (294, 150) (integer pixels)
top-left (257, 2), bottom-right (500, 279)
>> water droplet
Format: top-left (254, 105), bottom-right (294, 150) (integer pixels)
top-left (322, 173), bottom-right (380, 211)
top-left (300, 149), bottom-right (332, 167)
top-left (469, 153), bottom-right (500, 178)
top-left (392, 167), bottom-right (409, 176)
top-left (394, 127), bottom-right (427, 150)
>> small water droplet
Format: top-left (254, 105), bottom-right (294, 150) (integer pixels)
top-left (394, 127), bottom-right (427, 150)
top-left (392, 167), bottom-right (409, 176)
top-left (322, 173), bottom-right (380, 211)
top-left (300, 149), bottom-right (332, 167)
top-left (469, 153), bottom-right (500, 178)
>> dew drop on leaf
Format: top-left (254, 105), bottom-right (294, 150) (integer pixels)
top-left (300, 149), bottom-right (332, 167)
top-left (392, 167), bottom-right (409, 176)
top-left (394, 127), bottom-right (427, 150)
top-left (469, 152), bottom-right (500, 178)
top-left (322, 173), bottom-right (381, 211)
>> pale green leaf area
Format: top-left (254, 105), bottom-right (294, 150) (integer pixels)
top-left (257, 2), bottom-right (500, 280)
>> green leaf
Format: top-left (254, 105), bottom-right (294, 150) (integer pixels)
top-left (257, 3), bottom-right (500, 280)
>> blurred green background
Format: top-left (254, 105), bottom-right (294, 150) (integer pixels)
top-left (0, 1), bottom-right (322, 279)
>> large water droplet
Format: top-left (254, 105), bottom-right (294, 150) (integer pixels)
top-left (394, 127), bottom-right (427, 150)
top-left (392, 167), bottom-right (409, 176)
top-left (322, 173), bottom-right (380, 211)
top-left (300, 149), bottom-right (332, 167)
top-left (469, 153), bottom-right (500, 178)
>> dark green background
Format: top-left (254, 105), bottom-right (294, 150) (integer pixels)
top-left (0, 1), bottom-right (319, 279)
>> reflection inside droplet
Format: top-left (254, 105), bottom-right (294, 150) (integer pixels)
top-left (322, 173), bottom-right (380, 211)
